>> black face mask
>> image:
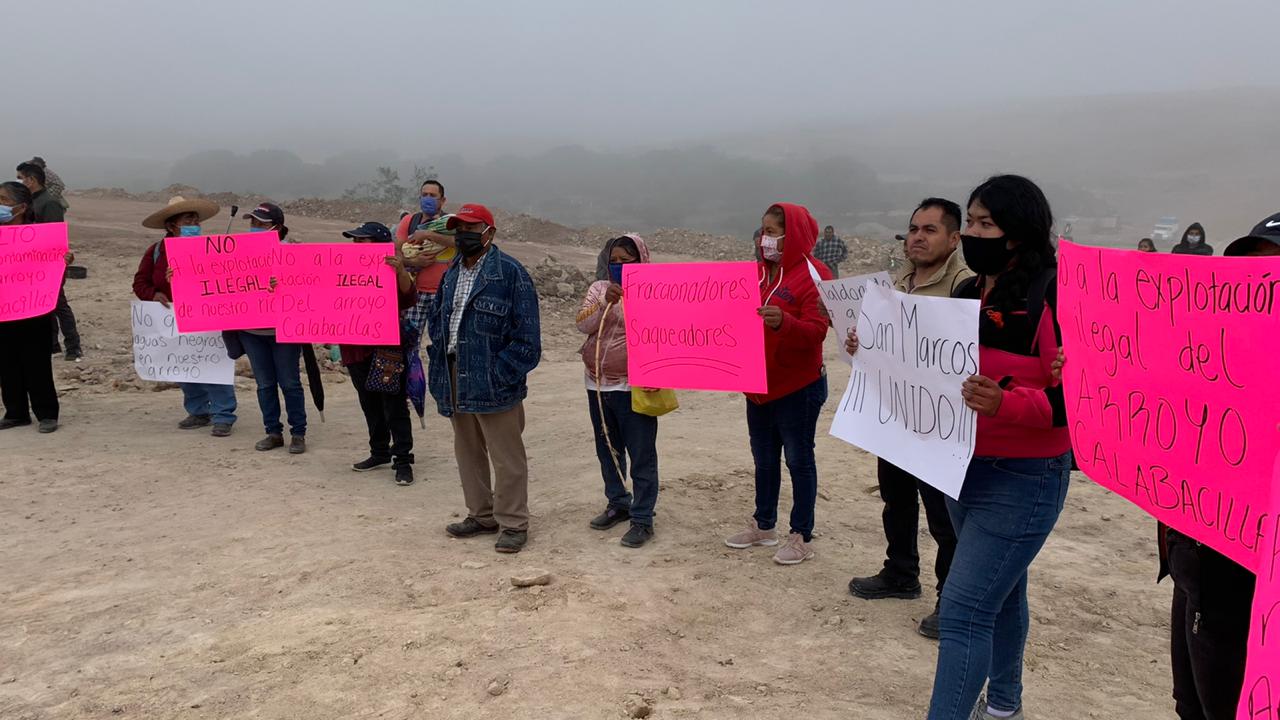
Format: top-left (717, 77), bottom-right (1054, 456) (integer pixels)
top-left (455, 230), bottom-right (488, 258)
top-left (960, 234), bottom-right (1015, 276)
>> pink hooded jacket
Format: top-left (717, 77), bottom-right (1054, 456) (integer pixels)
top-left (576, 234), bottom-right (651, 386)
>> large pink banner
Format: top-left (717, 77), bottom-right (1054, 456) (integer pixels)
top-left (165, 233), bottom-right (278, 332)
top-left (1059, 242), bottom-right (1280, 570)
top-left (623, 261), bottom-right (766, 393)
top-left (1238, 457), bottom-right (1280, 719)
top-left (273, 244), bottom-right (399, 346)
top-left (0, 222), bottom-right (68, 321)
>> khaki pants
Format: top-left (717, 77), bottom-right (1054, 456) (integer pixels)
top-left (450, 357), bottom-right (529, 530)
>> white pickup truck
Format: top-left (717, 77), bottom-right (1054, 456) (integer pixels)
top-left (1151, 216), bottom-right (1180, 243)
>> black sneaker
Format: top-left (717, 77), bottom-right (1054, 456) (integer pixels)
top-left (352, 456), bottom-right (392, 472)
top-left (918, 604), bottom-right (941, 640)
top-left (37, 419), bottom-right (59, 434)
top-left (0, 418), bottom-right (32, 430)
top-left (64, 350), bottom-right (82, 362)
top-left (620, 523), bottom-right (653, 548)
top-left (589, 506), bottom-right (630, 530)
top-left (178, 414), bottom-right (212, 430)
top-left (495, 529), bottom-right (528, 554)
top-left (446, 517), bottom-right (500, 538)
top-left (848, 573), bottom-right (922, 600)
top-left (394, 465), bottom-right (415, 486)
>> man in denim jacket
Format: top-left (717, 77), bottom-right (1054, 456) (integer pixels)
top-left (427, 204), bottom-right (542, 554)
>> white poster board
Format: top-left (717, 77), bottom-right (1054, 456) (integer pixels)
top-left (829, 283), bottom-right (980, 499)
top-left (131, 300), bottom-right (234, 385)
top-left (817, 271), bottom-right (893, 365)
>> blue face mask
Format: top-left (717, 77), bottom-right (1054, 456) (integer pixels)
top-left (608, 262), bottom-right (625, 285)
top-left (419, 196), bottom-right (439, 217)
top-left (249, 226), bottom-right (270, 233)
top-left (179, 225), bottom-right (202, 237)
top-left (0, 205), bottom-right (13, 223)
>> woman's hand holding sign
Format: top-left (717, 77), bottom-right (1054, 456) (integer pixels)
top-left (758, 305), bottom-right (783, 330)
top-left (962, 375), bottom-right (1004, 417)
top-left (845, 327), bottom-right (859, 356)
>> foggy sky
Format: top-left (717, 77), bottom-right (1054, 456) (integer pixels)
top-left (6, 0), bottom-right (1279, 163)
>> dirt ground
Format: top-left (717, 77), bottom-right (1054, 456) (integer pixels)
top-left (2, 197), bottom-right (1175, 719)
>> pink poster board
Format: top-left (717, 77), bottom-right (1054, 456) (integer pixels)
top-left (1059, 242), bottom-right (1280, 571)
top-left (623, 261), bottom-right (766, 393)
top-left (164, 233), bottom-right (278, 332)
top-left (0, 222), bottom-right (68, 321)
top-left (273, 243), bottom-right (399, 346)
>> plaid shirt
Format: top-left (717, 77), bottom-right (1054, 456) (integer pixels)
top-left (813, 235), bottom-right (848, 270)
top-left (446, 252), bottom-right (488, 354)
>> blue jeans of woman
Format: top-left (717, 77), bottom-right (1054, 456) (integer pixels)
top-left (239, 332), bottom-right (307, 437)
top-left (587, 390), bottom-right (660, 526)
top-left (180, 382), bottom-right (237, 425)
top-left (927, 452), bottom-right (1071, 719)
top-left (745, 375), bottom-right (827, 542)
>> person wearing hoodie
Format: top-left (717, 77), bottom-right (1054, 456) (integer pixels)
top-left (723, 202), bottom-right (832, 566)
top-left (576, 234), bottom-right (660, 549)
top-left (1171, 222), bottom-right (1213, 256)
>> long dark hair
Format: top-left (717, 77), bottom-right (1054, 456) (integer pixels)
top-left (967, 175), bottom-right (1055, 312)
top-left (0, 181), bottom-right (34, 223)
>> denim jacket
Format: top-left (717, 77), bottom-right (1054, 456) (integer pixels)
top-left (427, 245), bottom-right (542, 416)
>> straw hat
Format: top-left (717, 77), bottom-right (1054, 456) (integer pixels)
top-left (142, 196), bottom-right (220, 230)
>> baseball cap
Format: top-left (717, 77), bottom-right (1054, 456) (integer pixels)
top-left (342, 221), bottom-right (393, 243)
top-left (1224, 212), bottom-right (1280, 256)
top-left (446, 203), bottom-right (496, 230)
top-left (244, 203), bottom-right (285, 225)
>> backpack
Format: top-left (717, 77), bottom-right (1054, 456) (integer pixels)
top-left (954, 268), bottom-right (1059, 352)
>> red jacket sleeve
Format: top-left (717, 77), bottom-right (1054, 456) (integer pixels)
top-left (773, 277), bottom-right (829, 348)
top-left (133, 246), bottom-right (157, 301)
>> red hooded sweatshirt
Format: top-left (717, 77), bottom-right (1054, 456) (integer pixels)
top-left (747, 202), bottom-right (832, 405)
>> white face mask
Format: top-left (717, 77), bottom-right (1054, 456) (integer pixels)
top-left (760, 234), bottom-right (783, 262)
top-left (1188, 235), bottom-right (1203, 243)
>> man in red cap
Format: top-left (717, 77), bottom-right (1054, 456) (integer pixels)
top-left (426, 204), bottom-right (542, 554)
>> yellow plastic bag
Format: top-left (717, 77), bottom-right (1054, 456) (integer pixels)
top-left (632, 387), bottom-right (678, 417)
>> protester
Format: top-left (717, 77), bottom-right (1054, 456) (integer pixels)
top-left (25, 157), bottom-right (69, 210)
top-left (723, 203), bottom-right (831, 566)
top-left (813, 225), bottom-right (849, 277)
top-left (134, 196), bottom-right (238, 436)
top-left (398, 179), bottom-right (456, 334)
top-left (1171, 222), bottom-right (1213, 255)
top-left (339, 222), bottom-right (418, 485)
top-left (236, 203), bottom-right (308, 454)
top-left (852, 176), bottom-right (1068, 717)
top-left (847, 198), bottom-right (971, 639)
top-left (914, 175), bottom-right (1070, 720)
top-left (18, 162), bottom-right (82, 361)
top-left (1137, 237), bottom-right (1157, 253)
top-left (0, 182), bottom-right (68, 433)
top-left (576, 234), bottom-right (661, 548)
top-left (1158, 212), bottom-right (1280, 720)
top-left (428, 204), bottom-right (541, 554)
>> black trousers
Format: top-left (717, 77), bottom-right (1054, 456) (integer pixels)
top-left (1167, 530), bottom-right (1254, 720)
top-left (49, 286), bottom-right (81, 355)
top-left (347, 359), bottom-right (414, 467)
top-left (0, 316), bottom-right (59, 422)
top-left (877, 457), bottom-right (957, 595)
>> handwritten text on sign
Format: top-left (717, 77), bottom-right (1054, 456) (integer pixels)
top-left (830, 283), bottom-right (980, 499)
top-left (165, 233), bottom-right (278, 332)
top-left (273, 244), bottom-right (399, 346)
top-left (0, 221), bottom-right (68, 321)
top-left (1238, 457), bottom-right (1280, 720)
top-left (1059, 242), bottom-right (1280, 570)
top-left (623, 261), bottom-right (766, 393)
top-left (131, 300), bottom-right (234, 385)
top-left (818, 271), bottom-right (893, 365)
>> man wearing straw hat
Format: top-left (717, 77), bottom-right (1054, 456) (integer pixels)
top-left (132, 196), bottom-right (238, 436)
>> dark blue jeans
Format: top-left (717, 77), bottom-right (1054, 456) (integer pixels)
top-left (180, 382), bottom-right (237, 425)
top-left (240, 332), bottom-right (307, 436)
top-left (745, 375), bottom-right (827, 542)
top-left (927, 452), bottom-right (1072, 719)
top-left (587, 390), bottom-right (660, 526)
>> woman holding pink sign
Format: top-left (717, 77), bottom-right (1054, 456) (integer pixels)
top-left (723, 202), bottom-right (832, 566)
top-left (0, 181), bottom-right (65, 433)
